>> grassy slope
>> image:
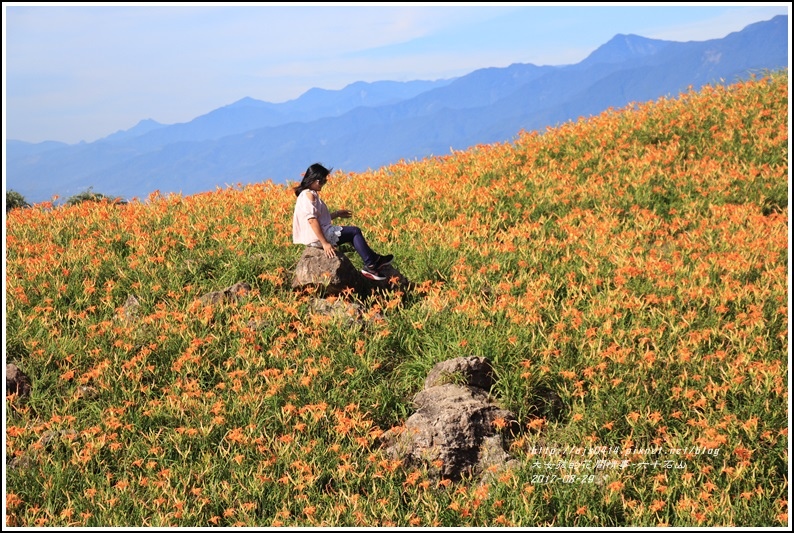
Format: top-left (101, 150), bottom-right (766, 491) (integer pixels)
top-left (4, 70), bottom-right (789, 527)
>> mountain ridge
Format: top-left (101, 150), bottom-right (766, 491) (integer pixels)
top-left (6, 15), bottom-right (788, 204)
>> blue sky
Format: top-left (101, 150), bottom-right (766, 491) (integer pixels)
top-left (3, 2), bottom-right (790, 145)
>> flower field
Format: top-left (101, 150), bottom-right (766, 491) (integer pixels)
top-left (4, 70), bottom-right (789, 527)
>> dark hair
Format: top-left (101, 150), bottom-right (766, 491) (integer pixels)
top-left (294, 163), bottom-right (332, 197)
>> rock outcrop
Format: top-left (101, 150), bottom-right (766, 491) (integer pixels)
top-left (292, 246), bottom-right (409, 296)
top-left (198, 281), bottom-right (252, 306)
top-left (379, 356), bottom-right (520, 481)
top-left (6, 363), bottom-right (32, 399)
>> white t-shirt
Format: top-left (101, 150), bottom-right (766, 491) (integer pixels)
top-left (292, 189), bottom-right (342, 246)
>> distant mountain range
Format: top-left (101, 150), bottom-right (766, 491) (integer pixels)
top-left (5, 15), bottom-right (788, 204)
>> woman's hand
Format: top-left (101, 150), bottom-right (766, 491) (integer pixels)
top-left (332, 209), bottom-right (352, 219)
top-left (322, 242), bottom-right (336, 258)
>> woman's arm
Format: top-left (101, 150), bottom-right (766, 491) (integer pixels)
top-left (308, 217), bottom-right (336, 258)
top-left (330, 209), bottom-right (352, 220)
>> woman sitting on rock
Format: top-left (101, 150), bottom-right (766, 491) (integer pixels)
top-left (292, 163), bottom-right (393, 281)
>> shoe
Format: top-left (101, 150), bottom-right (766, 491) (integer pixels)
top-left (361, 265), bottom-right (387, 281)
top-left (374, 254), bottom-right (394, 270)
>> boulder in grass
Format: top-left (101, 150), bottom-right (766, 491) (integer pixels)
top-left (310, 297), bottom-right (385, 327)
top-left (424, 356), bottom-right (496, 391)
top-left (378, 356), bottom-right (520, 482)
top-left (198, 281), bottom-right (252, 306)
top-left (292, 246), bottom-right (409, 297)
top-left (6, 363), bottom-right (31, 399)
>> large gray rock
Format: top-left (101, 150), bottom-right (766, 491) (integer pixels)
top-left (424, 356), bottom-right (496, 391)
top-left (310, 297), bottom-right (384, 327)
top-left (292, 246), bottom-right (409, 296)
top-left (6, 363), bottom-right (31, 398)
top-left (198, 281), bottom-right (251, 306)
top-left (379, 356), bottom-right (519, 481)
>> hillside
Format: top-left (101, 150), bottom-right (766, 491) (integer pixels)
top-left (4, 71), bottom-right (789, 527)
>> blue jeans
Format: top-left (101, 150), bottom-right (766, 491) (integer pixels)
top-left (338, 226), bottom-right (378, 267)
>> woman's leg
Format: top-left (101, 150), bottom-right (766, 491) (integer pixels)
top-left (337, 226), bottom-right (378, 266)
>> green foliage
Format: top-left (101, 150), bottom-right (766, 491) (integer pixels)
top-left (6, 189), bottom-right (31, 212)
top-left (65, 187), bottom-right (125, 206)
